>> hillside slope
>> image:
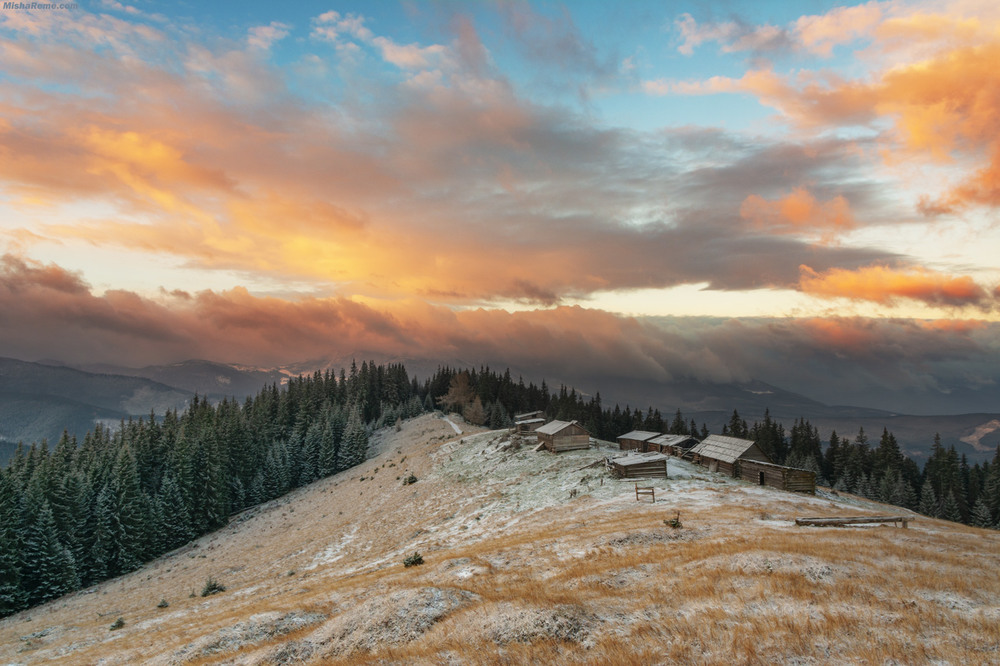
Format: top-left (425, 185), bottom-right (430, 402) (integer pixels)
top-left (2, 413), bottom-right (998, 664)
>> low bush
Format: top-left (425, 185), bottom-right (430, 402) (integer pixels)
top-left (403, 552), bottom-right (424, 567)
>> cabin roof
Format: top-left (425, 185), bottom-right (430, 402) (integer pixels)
top-left (689, 435), bottom-right (763, 464)
top-left (609, 451), bottom-right (669, 466)
top-left (739, 458), bottom-right (812, 473)
top-left (649, 434), bottom-right (697, 447)
top-left (617, 430), bottom-right (661, 442)
top-left (535, 419), bottom-right (580, 436)
top-left (514, 410), bottom-right (543, 419)
top-left (515, 418), bottom-right (546, 425)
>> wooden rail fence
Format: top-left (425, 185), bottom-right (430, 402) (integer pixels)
top-left (795, 515), bottom-right (912, 528)
top-left (635, 485), bottom-right (655, 503)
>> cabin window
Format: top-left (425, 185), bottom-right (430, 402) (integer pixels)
top-left (758, 471), bottom-right (765, 486)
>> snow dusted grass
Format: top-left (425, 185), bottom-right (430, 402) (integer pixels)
top-left (3, 414), bottom-right (1000, 665)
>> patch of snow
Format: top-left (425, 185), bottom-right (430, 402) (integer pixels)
top-left (442, 416), bottom-right (463, 435)
top-left (307, 525), bottom-right (359, 570)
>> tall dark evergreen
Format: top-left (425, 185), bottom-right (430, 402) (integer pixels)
top-left (0, 473), bottom-right (26, 615)
top-left (21, 501), bottom-right (78, 605)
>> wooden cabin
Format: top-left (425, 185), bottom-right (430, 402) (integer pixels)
top-left (738, 459), bottom-right (816, 494)
top-left (649, 434), bottom-right (699, 457)
top-left (607, 451), bottom-right (669, 479)
top-left (515, 417), bottom-right (546, 434)
top-left (616, 430), bottom-right (661, 452)
top-left (688, 435), bottom-right (771, 476)
top-left (536, 420), bottom-right (591, 453)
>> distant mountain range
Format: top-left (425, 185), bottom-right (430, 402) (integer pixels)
top-left (0, 357), bottom-right (193, 462)
top-left (54, 359), bottom-right (288, 401)
top-left (2, 354), bottom-right (998, 466)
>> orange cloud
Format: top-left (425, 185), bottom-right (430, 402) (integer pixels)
top-left (740, 187), bottom-right (854, 239)
top-left (794, 2), bottom-right (883, 57)
top-left (798, 317), bottom-right (880, 353)
top-left (738, 39), bottom-right (1000, 210)
top-left (799, 264), bottom-right (993, 308)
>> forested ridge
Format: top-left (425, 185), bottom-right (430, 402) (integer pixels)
top-left (0, 361), bottom-right (422, 616)
top-left (2, 363), bottom-right (999, 618)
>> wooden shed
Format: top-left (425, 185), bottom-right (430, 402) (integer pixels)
top-left (536, 420), bottom-right (591, 453)
top-left (689, 435), bottom-right (771, 476)
top-left (616, 430), bottom-right (661, 452)
top-left (649, 434), bottom-right (699, 457)
top-left (738, 459), bottom-right (816, 494)
top-left (607, 451), bottom-right (669, 479)
top-left (515, 417), bottom-right (546, 434)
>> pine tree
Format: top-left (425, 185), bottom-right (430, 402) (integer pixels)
top-left (106, 445), bottom-right (150, 575)
top-left (670, 409), bottom-right (687, 435)
top-left (83, 485), bottom-right (113, 584)
top-left (0, 474), bottom-right (26, 616)
top-left (970, 497), bottom-right (995, 529)
top-left (918, 478), bottom-right (938, 517)
top-left (158, 471), bottom-right (192, 551)
top-left (318, 414), bottom-right (340, 477)
top-left (984, 447), bottom-right (1000, 524)
top-left (22, 501), bottom-right (78, 605)
top-left (941, 491), bottom-right (962, 523)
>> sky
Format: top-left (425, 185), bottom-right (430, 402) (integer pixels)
top-left (1, 0), bottom-right (999, 412)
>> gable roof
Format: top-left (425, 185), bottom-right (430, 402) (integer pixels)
top-left (617, 430), bottom-right (661, 442)
top-left (649, 434), bottom-right (697, 447)
top-left (535, 419), bottom-right (579, 436)
top-left (689, 435), bottom-right (766, 464)
top-left (609, 451), bottom-right (669, 466)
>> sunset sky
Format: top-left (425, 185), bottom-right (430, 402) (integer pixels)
top-left (1, 0), bottom-right (999, 412)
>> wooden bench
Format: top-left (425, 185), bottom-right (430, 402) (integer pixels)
top-left (795, 516), bottom-right (912, 528)
top-left (635, 485), bottom-right (655, 503)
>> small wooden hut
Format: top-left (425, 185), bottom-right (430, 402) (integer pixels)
top-left (738, 459), bottom-right (816, 494)
top-left (607, 451), bottom-right (669, 479)
top-left (688, 435), bottom-right (771, 476)
top-left (536, 420), bottom-right (590, 453)
top-left (616, 430), bottom-right (661, 452)
top-left (649, 434), bottom-right (699, 457)
top-left (515, 417), bottom-right (546, 434)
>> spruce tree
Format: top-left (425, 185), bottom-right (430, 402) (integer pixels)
top-left (918, 478), bottom-right (938, 517)
top-left (318, 417), bottom-right (339, 477)
top-left (0, 474), bottom-right (26, 616)
top-left (158, 471), bottom-right (192, 551)
top-left (22, 501), bottom-right (78, 605)
top-left (970, 498), bottom-right (994, 529)
top-left (941, 491), bottom-right (962, 523)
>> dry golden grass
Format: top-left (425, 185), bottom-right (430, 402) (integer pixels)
top-left (3, 413), bottom-right (999, 665)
